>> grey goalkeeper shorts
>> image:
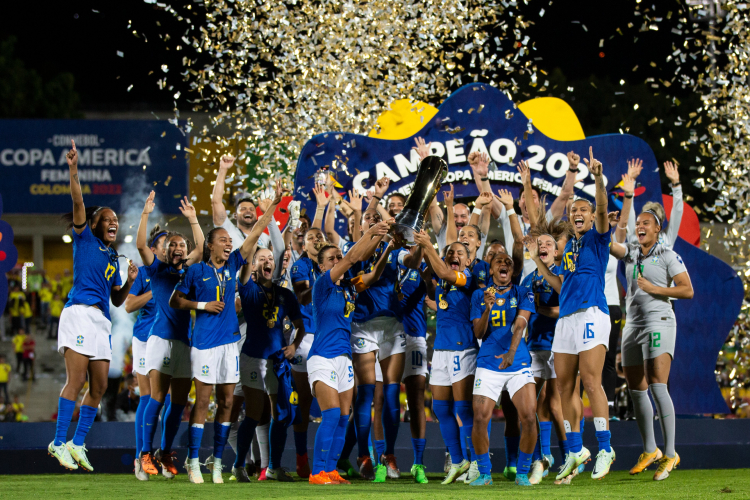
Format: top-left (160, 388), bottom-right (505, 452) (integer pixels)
top-left (621, 321), bottom-right (676, 367)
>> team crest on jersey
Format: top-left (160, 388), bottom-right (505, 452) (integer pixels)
top-left (330, 370), bottom-right (337, 381)
top-left (409, 271), bottom-right (418, 280)
top-left (479, 270), bottom-right (486, 279)
top-left (76, 335), bottom-right (84, 346)
top-left (475, 379), bottom-right (482, 388)
top-left (651, 256), bottom-right (660, 264)
top-left (510, 297), bottom-right (517, 307)
top-left (292, 266), bottom-right (298, 273)
top-left (250, 371), bottom-right (258, 381)
top-left (139, 357), bottom-right (146, 369)
top-left (356, 338), bottom-right (366, 348)
top-left (294, 355), bottom-right (303, 365)
top-left (201, 365), bottom-right (209, 376)
top-left (162, 357), bottom-right (171, 366)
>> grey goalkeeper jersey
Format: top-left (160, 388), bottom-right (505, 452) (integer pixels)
top-left (621, 243), bottom-right (687, 327)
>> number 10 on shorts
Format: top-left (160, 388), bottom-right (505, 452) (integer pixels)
top-left (584, 322), bottom-right (595, 340)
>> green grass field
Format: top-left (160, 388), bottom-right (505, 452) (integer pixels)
top-left (3, 470), bottom-right (749, 499)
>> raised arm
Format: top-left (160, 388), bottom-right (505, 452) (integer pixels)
top-left (470, 191), bottom-right (492, 228)
top-left (664, 161), bottom-right (683, 247)
top-left (443, 184), bottom-right (457, 245)
top-left (518, 160), bottom-right (539, 228)
top-left (497, 189), bottom-right (523, 245)
top-left (473, 288), bottom-right (496, 339)
top-left (468, 151), bottom-right (502, 219)
top-left (66, 140), bottom-right (86, 234)
top-left (240, 180), bottom-right (284, 262)
top-left (330, 221), bottom-right (390, 283)
top-left (136, 191), bottom-right (157, 266)
top-left (257, 195), bottom-right (285, 280)
top-left (496, 309), bottom-right (532, 370)
top-left (312, 185), bottom-right (328, 231)
top-left (524, 236), bottom-right (562, 293)
top-left (584, 147), bottom-right (609, 234)
top-left (549, 152), bottom-right (579, 218)
top-left (615, 168), bottom-right (637, 244)
top-left (179, 196), bottom-right (205, 266)
top-left (361, 241), bottom-right (396, 287)
top-left (626, 157), bottom-right (644, 240)
top-left (347, 190), bottom-right (364, 243)
top-left (324, 195), bottom-right (342, 246)
top-left (413, 230), bottom-right (459, 283)
top-left (211, 155), bottom-right (235, 227)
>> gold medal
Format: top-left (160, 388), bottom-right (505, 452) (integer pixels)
top-left (486, 286), bottom-right (496, 295)
top-left (267, 319), bottom-right (275, 328)
top-left (439, 299), bottom-right (449, 310)
top-left (570, 263), bottom-right (576, 272)
top-left (345, 301), bottom-right (355, 316)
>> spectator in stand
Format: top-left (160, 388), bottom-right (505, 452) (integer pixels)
top-left (39, 282), bottom-right (53, 329)
top-left (22, 331), bottom-right (36, 382)
top-left (9, 283), bottom-right (26, 333)
top-left (12, 328), bottom-right (26, 374)
top-left (0, 354), bottom-right (11, 404)
top-left (49, 293), bottom-right (64, 340)
top-left (116, 374), bottom-right (141, 420)
top-left (61, 269), bottom-right (73, 300)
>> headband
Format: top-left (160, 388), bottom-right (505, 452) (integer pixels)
top-left (643, 210), bottom-right (662, 228)
top-left (150, 231), bottom-right (169, 248)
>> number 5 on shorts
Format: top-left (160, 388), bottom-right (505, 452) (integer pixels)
top-left (584, 322), bottom-right (595, 340)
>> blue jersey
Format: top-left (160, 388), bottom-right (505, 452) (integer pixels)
top-left (290, 256), bottom-right (320, 335)
top-left (559, 228), bottom-right (611, 318)
top-left (129, 268), bottom-right (156, 342)
top-left (470, 285), bottom-right (535, 373)
top-left (521, 266), bottom-right (561, 351)
top-left (470, 259), bottom-right (490, 288)
top-left (65, 225), bottom-right (122, 321)
top-left (347, 242), bottom-right (401, 323)
top-left (175, 250), bottom-right (246, 350)
top-left (144, 258), bottom-right (192, 345)
top-left (239, 280), bottom-right (302, 359)
top-left (434, 268), bottom-right (479, 351)
top-left (396, 263), bottom-right (426, 338)
top-left (309, 270), bottom-right (357, 359)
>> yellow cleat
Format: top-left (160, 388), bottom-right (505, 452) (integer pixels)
top-left (629, 448), bottom-right (662, 475)
top-left (653, 453), bottom-right (680, 481)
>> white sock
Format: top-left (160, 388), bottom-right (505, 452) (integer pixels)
top-left (256, 423), bottom-right (270, 469)
top-left (250, 434), bottom-right (259, 464)
top-left (593, 417), bottom-right (608, 432)
top-left (228, 421), bottom-right (240, 453)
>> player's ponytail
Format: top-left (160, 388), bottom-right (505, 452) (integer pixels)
top-left (60, 206), bottom-right (106, 230)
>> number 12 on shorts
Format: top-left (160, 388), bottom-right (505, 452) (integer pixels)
top-left (584, 322), bottom-right (595, 340)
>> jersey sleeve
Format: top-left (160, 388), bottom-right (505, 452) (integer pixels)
top-left (666, 250), bottom-right (688, 278)
top-left (114, 261), bottom-right (123, 288)
top-left (229, 249), bottom-right (248, 271)
top-left (72, 224), bottom-right (94, 242)
top-left (469, 288), bottom-right (485, 321)
top-left (128, 270), bottom-right (146, 296)
top-left (143, 256), bottom-right (163, 278)
top-left (518, 286), bottom-right (536, 313)
top-left (459, 268), bottom-right (473, 289)
top-left (520, 272), bottom-right (534, 290)
top-left (290, 259), bottom-right (310, 284)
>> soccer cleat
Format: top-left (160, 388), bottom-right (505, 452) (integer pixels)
top-left (515, 473), bottom-right (533, 486)
top-left (48, 441), bottom-right (78, 470)
top-left (591, 448), bottom-right (616, 480)
top-left (410, 464), bottom-right (429, 484)
top-left (134, 458), bottom-right (149, 481)
top-left (470, 473), bottom-right (493, 486)
top-left (155, 448), bottom-right (178, 478)
top-left (140, 453), bottom-right (160, 476)
top-left (381, 453), bottom-right (401, 478)
top-left (528, 460), bottom-right (545, 484)
top-left (542, 455), bottom-right (553, 477)
top-left (444, 452), bottom-right (452, 474)
top-left (338, 457), bottom-right (361, 478)
top-left (246, 461), bottom-right (258, 477)
top-left (630, 448), bottom-right (663, 475)
top-left (357, 456), bottom-right (375, 480)
top-left (186, 457), bottom-right (204, 484)
top-left (653, 453), bottom-right (680, 481)
top-left (373, 463), bottom-right (388, 483)
top-left (309, 471), bottom-right (334, 485)
top-left (442, 459), bottom-right (470, 485)
top-left (556, 446), bottom-right (590, 480)
top-left (266, 467), bottom-right (294, 482)
top-left (231, 466), bottom-right (251, 482)
top-left (464, 460), bottom-right (480, 484)
top-left (258, 467), bottom-right (268, 480)
top-left (296, 453), bottom-right (311, 479)
top-left (328, 470), bottom-right (351, 484)
top-left (66, 441), bottom-right (94, 472)
top-left (503, 466), bottom-right (517, 481)
top-left (205, 455), bottom-right (223, 483)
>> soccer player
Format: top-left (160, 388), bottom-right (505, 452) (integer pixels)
top-left (526, 147), bottom-right (615, 482)
top-left (307, 221), bottom-right (393, 485)
top-left (232, 245), bottom-right (306, 482)
top-left (170, 180), bottom-right (283, 484)
top-left (135, 192), bottom-right (205, 479)
top-left (125, 224), bottom-right (167, 480)
top-left (50, 140), bottom-right (138, 472)
top-left (470, 252), bottom-right (538, 486)
top-left (611, 178), bottom-right (693, 481)
top-left (412, 232), bottom-right (478, 485)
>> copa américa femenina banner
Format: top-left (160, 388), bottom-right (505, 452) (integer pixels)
top-left (0, 120), bottom-right (188, 214)
top-left (294, 83), bottom-right (741, 414)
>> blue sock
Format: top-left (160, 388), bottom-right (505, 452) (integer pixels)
top-left (213, 421), bottom-right (231, 459)
top-left (162, 393), bottom-right (171, 422)
top-left (487, 419), bottom-right (492, 442)
top-left (533, 435), bottom-right (542, 461)
top-left (382, 383), bottom-right (401, 455)
top-left (294, 430), bottom-right (308, 457)
top-left (72, 405), bottom-right (97, 447)
top-left (559, 438), bottom-right (569, 458)
top-left (141, 397), bottom-right (165, 454)
top-left (313, 407), bottom-right (340, 474)
top-left (269, 419), bottom-right (289, 469)
top-left (540, 421), bottom-right (552, 456)
top-left (454, 400), bottom-right (475, 462)
top-left (54, 397), bottom-right (75, 446)
top-left (188, 424), bottom-right (204, 459)
top-left (517, 450), bottom-right (533, 475)
top-left (340, 417), bottom-right (357, 462)
top-left (580, 418), bottom-right (585, 436)
top-left (478, 452), bottom-right (492, 475)
top-left (505, 435), bottom-right (520, 468)
top-left (433, 399), bottom-right (462, 464)
top-left (412, 438), bottom-right (426, 466)
top-left (596, 430), bottom-right (612, 453)
top-left (354, 384), bottom-right (375, 458)
top-left (234, 417), bottom-right (258, 468)
top-left (161, 403), bottom-right (185, 452)
top-left (374, 439), bottom-right (385, 460)
top-left (135, 395), bottom-right (149, 454)
top-left (326, 414), bottom-right (350, 472)
top-left (566, 431), bottom-right (582, 453)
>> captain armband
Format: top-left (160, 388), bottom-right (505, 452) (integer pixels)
top-left (351, 275), bottom-right (368, 293)
top-left (453, 271), bottom-right (467, 287)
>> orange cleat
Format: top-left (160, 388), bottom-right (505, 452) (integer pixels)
top-left (155, 449), bottom-right (179, 478)
top-left (309, 471), bottom-right (335, 485)
top-left (140, 453), bottom-right (160, 475)
top-left (296, 453), bottom-right (311, 479)
top-left (327, 470), bottom-right (351, 484)
top-left (357, 456), bottom-right (374, 480)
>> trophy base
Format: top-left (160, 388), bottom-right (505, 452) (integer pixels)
top-left (391, 209), bottom-right (424, 245)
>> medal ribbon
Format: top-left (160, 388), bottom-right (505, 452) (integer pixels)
top-left (210, 263), bottom-right (227, 301)
top-left (636, 243), bottom-right (658, 277)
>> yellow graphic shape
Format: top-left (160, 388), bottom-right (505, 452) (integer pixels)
top-left (368, 99), bottom-right (438, 140)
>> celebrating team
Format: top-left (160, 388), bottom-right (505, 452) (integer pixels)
top-left (48, 137), bottom-right (692, 486)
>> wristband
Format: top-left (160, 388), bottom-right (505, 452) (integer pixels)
top-left (515, 315), bottom-right (528, 327)
top-left (671, 182), bottom-right (681, 187)
top-left (472, 207), bottom-right (483, 216)
top-left (568, 167), bottom-right (579, 173)
top-left (624, 193), bottom-right (633, 199)
top-left (73, 222), bottom-right (87, 229)
top-left (617, 224), bottom-right (628, 230)
top-left (506, 208), bottom-right (516, 216)
top-left (197, 302), bottom-right (207, 310)
top-left (372, 195), bottom-right (381, 201)
top-left (480, 176), bottom-right (489, 181)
